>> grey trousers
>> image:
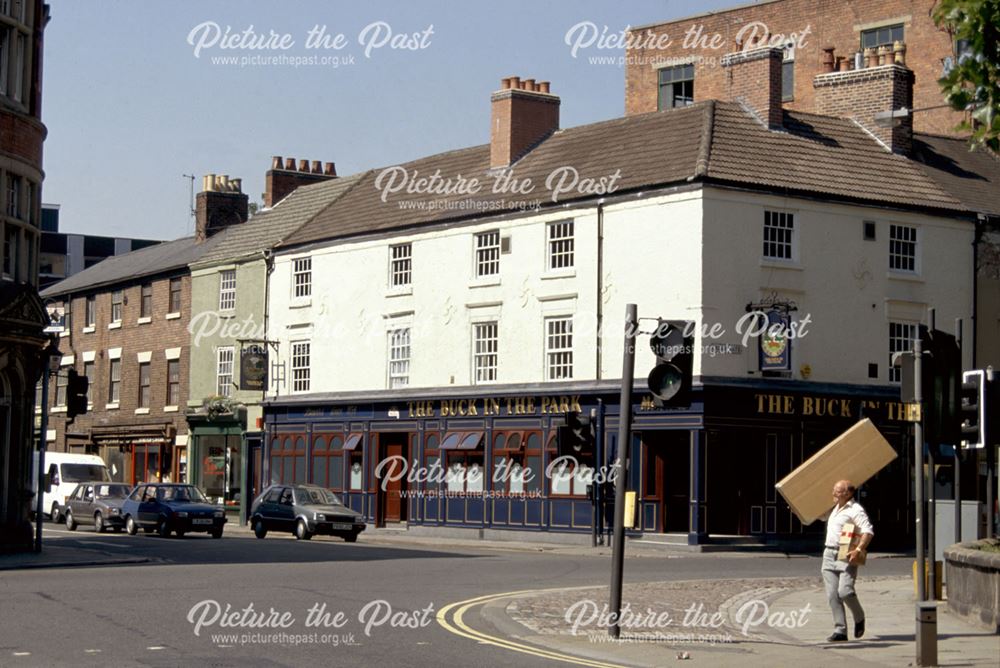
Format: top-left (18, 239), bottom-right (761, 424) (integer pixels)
top-left (822, 547), bottom-right (865, 634)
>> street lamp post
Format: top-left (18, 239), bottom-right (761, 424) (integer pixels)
top-left (34, 338), bottom-right (61, 552)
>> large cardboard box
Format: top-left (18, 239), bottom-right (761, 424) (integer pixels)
top-left (775, 419), bottom-right (897, 525)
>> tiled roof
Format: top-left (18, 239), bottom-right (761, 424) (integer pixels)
top-left (281, 101), bottom-right (991, 249)
top-left (911, 133), bottom-right (1000, 217)
top-left (40, 233), bottom-right (227, 297)
top-left (192, 173), bottom-right (366, 268)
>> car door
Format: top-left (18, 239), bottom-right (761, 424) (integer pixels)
top-left (66, 485), bottom-right (84, 521)
top-left (275, 487), bottom-right (296, 531)
top-left (79, 485), bottom-right (96, 525)
top-left (138, 486), bottom-right (160, 526)
top-left (257, 487), bottom-right (281, 529)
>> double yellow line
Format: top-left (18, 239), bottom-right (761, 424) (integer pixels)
top-left (436, 589), bottom-right (630, 668)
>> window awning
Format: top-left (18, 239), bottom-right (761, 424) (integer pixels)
top-left (441, 431), bottom-right (484, 450)
top-left (343, 433), bottom-right (363, 450)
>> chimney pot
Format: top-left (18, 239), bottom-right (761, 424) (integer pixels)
top-left (311, 160), bottom-right (322, 174)
top-left (522, 78), bottom-right (535, 91)
top-left (490, 75), bottom-right (560, 168)
top-left (893, 41), bottom-right (906, 65)
top-left (205, 173), bottom-right (216, 192)
top-left (272, 155), bottom-right (283, 169)
top-left (501, 77), bottom-right (512, 90)
top-left (324, 161), bottom-right (336, 176)
top-left (231, 178), bottom-right (242, 193)
top-left (538, 81), bottom-right (550, 93)
top-left (285, 157), bottom-right (296, 170)
top-left (509, 76), bottom-right (521, 89)
top-left (298, 159), bottom-right (309, 172)
top-left (196, 173), bottom-right (249, 241)
top-left (822, 47), bottom-right (835, 73)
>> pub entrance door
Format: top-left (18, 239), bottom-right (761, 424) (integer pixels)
top-left (376, 433), bottom-right (409, 525)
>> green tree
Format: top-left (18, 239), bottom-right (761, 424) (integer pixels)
top-left (934, 0), bottom-right (1000, 149)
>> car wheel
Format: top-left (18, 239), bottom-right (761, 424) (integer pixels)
top-left (65, 510), bottom-right (77, 531)
top-left (94, 512), bottom-right (105, 533)
top-left (253, 518), bottom-right (267, 539)
top-left (295, 519), bottom-right (312, 540)
top-left (344, 532), bottom-right (358, 543)
top-left (211, 528), bottom-right (223, 539)
top-left (125, 516), bottom-right (138, 536)
top-left (157, 518), bottom-right (171, 538)
top-left (50, 503), bottom-right (61, 524)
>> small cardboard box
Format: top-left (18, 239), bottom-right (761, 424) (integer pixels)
top-left (775, 419), bottom-right (897, 525)
top-left (836, 522), bottom-right (867, 565)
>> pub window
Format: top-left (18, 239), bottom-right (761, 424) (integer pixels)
top-left (657, 63), bottom-right (694, 110)
top-left (293, 257), bottom-right (312, 298)
top-left (547, 431), bottom-right (593, 497)
top-left (473, 321), bottom-right (498, 384)
top-left (140, 283), bottom-right (153, 318)
top-left (387, 328), bottom-right (410, 389)
top-left (311, 434), bottom-right (345, 490)
top-left (443, 432), bottom-right (484, 494)
top-left (547, 220), bottom-right (574, 270)
top-left (389, 243), bottom-right (412, 288)
top-left (218, 269), bottom-right (236, 311)
top-left (349, 451), bottom-right (363, 490)
top-left (888, 321), bottom-right (916, 383)
top-left (475, 230), bottom-right (500, 278)
top-left (216, 346), bottom-right (234, 397)
top-left (291, 341), bottom-right (310, 393)
top-left (888, 224), bottom-right (917, 273)
top-left (492, 431), bottom-right (535, 495)
top-left (763, 210), bottom-right (794, 261)
top-left (424, 433), bottom-right (441, 492)
top-left (272, 436), bottom-right (306, 485)
top-left (545, 316), bottom-right (573, 380)
top-left (861, 23), bottom-right (904, 50)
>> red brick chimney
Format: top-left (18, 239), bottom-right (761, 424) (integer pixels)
top-left (721, 46), bottom-right (784, 130)
top-left (813, 57), bottom-right (914, 155)
top-left (195, 174), bottom-right (249, 242)
top-left (264, 156), bottom-right (337, 207)
top-left (490, 76), bottom-right (560, 169)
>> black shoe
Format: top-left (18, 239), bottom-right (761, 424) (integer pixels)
top-left (854, 619), bottom-right (865, 639)
top-left (827, 633), bottom-right (848, 642)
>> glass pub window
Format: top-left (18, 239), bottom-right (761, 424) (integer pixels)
top-left (475, 230), bottom-right (500, 277)
top-left (763, 210), bottom-right (794, 260)
top-left (888, 322), bottom-right (916, 383)
top-left (473, 321), bottom-right (498, 383)
top-left (218, 270), bottom-right (236, 310)
top-left (388, 328), bottom-right (410, 388)
top-left (861, 24), bottom-right (904, 50)
top-left (293, 257), bottom-right (312, 298)
top-left (889, 224), bottom-right (917, 272)
top-left (547, 220), bottom-right (574, 270)
top-left (657, 63), bottom-right (694, 110)
top-left (389, 243), bottom-right (412, 287)
top-left (545, 317), bottom-right (573, 380)
top-left (291, 341), bottom-right (310, 392)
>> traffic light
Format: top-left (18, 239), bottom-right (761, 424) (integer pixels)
top-left (558, 411), bottom-right (594, 459)
top-left (920, 327), bottom-right (961, 449)
top-left (960, 370), bottom-right (987, 449)
top-left (66, 368), bottom-right (89, 420)
top-left (647, 320), bottom-right (694, 408)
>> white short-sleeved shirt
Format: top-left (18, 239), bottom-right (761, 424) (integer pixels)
top-left (824, 499), bottom-right (874, 548)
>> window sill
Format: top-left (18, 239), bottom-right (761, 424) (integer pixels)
top-left (106, 403), bottom-right (120, 411)
top-left (760, 259), bottom-right (803, 271)
top-left (108, 321), bottom-right (122, 330)
top-left (386, 286), bottom-right (413, 298)
top-left (59, 331), bottom-right (70, 338)
top-left (82, 326), bottom-right (95, 334)
top-left (541, 269), bottom-right (576, 280)
top-left (469, 277), bottom-right (501, 289)
top-left (51, 406), bottom-right (66, 414)
top-left (137, 317), bottom-right (152, 325)
top-left (887, 271), bottom-right (923, 283)
top-left (165, 312), bottom-right (181, 320)
top-left (164, 405), bottom-right (179, 413)
top-left (218, 310), bottom-right (236, 318)
top-left (134, 408), bottom-right (150, 415)
top-left (289, 298), bottom-right (312, 309)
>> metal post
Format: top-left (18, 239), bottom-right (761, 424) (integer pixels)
top-left (928, 445), bottom-right (937, 599)
top-left (609, 304), bottom-right (637, 639)
top-left (34, 359), bottom-right (51, 553)
top-left (955, 319), bottom-right (962, 545)
top-left (914, 337), bottom-right (925, 602)
top-left (988, 368), bottom-right (996, 540)
top-left (688, 429), bottom-right (703, 545)
top-left (594, 399), bottom-right (605, 546)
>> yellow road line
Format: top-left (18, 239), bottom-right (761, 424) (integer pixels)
top-left (437, 589), bottom-right (631, 668)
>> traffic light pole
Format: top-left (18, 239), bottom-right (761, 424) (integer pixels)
top-left (608, 303), bottom-right (636, 639)
top-left (34, 361), bottom-right (51, 553)
top-left (914, 338), bottom-right (925, 603)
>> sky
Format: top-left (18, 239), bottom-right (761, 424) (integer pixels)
top-left (41, 0), bottom-right (738, 240)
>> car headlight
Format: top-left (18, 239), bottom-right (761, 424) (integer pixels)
top-left (176, 512), bottom-right (188, 518)
top-left (110, 508), bottom-right (120, 515)
top-left (315, 513), bottom-right (326, 521)
top-left (214, 510), bottom-right (224, 518)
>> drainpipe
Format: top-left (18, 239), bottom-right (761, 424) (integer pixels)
top-left (596, 201), bottom-right (605, 380)
top-left (972, 214), bottom-right (984, 368)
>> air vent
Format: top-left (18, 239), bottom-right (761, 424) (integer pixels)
top-left (500, 236), bottom-right (512, 254)
top-left (863, 221), bottom-right (876, 241)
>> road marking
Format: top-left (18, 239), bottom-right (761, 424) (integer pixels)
top-left (147, 646), bottom-right (166, 651)
top-left (437, 589), bottom-right (628, 668)
top-left (12, 651), bottom-right (30, 656)
top-left (76, 540), bottom-right (126, 549)
top-left (84, 649), bottom-right (102, 654)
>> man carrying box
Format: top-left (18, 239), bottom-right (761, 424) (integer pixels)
top-left (822, 479), bottom-right (874, 642)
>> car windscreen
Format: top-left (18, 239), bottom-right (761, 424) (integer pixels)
top-left (160, 486), bottom-right (208, 503)
top-left (96, 484), bottom-right (130, 499)
top-left (294, 487), bottom-right (343, 506)
top-left (61, 464), bottom-right (111, 483)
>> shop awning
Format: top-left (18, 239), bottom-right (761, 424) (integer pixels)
top-left (440, 431), bottom-right (484, 450)
top-left (343, 433), bottom-right (363, 450)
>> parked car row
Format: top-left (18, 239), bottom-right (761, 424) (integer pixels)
top-left (60, 481), bottom-right (366, 542)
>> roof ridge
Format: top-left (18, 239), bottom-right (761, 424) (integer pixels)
top-left (692, 100), bottom-right (715, 179)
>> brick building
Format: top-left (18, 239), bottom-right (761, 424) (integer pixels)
top-left (38, 177), bottom-right (246, 512)
top-left (624, 0), bottom-right (964, 136)
top-left (0, 0), bottom-right (49, 552)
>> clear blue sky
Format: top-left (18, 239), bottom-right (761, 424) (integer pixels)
top-left (42, 0), bottom-right (736, 239)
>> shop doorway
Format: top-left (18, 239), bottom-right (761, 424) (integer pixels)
top-left (641, 430), bottom-right (690, 533)
top-left (376, 433), bottom-right (409, 524)
top-left (132, 444), bottom-right (170, 485)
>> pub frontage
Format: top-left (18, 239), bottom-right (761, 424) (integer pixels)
top-left (262, 377), bottom-right (935, 548)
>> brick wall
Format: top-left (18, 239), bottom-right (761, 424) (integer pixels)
top-left (490, 80), bottom-right (560, 168)
top-left (264, 157), bottom-right (337, 208)
top-left (625, 0), bottom-right (960, 136)
top-left (814, 64), bottom-right (915, 153)
top-left (721, 46), bottom-right (784, 128)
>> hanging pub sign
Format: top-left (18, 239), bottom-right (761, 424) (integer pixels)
top-left (759, 310), bottom-right (792, 371)
top-left (239, 343), bottom-right (268, 391)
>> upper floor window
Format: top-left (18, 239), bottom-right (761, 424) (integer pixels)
top-left (658, 63), bottom-right (693, 110)
top-left (889, 224), bottom-right (917, 273)
top-left (55, 365), bottom-right (68, 407)
top-left (475, 230), bottom-right (500, 278)
top-left (763, 210), bottom-right (794, 261)
top-left (83, 361), bottom-right (95, 405)
top-left (216, 346), bottom-right (234, 397)
top-left (140, 283), bottom-right (153, 318)
top-left (168, 277), bottom-right (182, 314)
top-left (137, 362), bottom-right (151, 408)
top-left (473, 322), bottom-right (498, 384)
top-left (545, 317), bottom-right (574, 380)
top-left (388, 328), bottom-right (411, 389)
top-left (12, 32), bottom-right (23, 102)
top-left (6, 174), bottom-right (21, 219)
top-left (293, 257), bottom-right (312, 298)
top-left (110, 290), bottom-right (123, 323)
top-left (547, 220), bottom-right (574, 270)
top-left (0, 28), bottom-right (8, 97)
top-left (888, 322), bottom-right (916, 383)
top-left (85, 295), bottom-right (96, 327)
top-left (389, 243), bottom-right (412, 288)
top-left (166, 359), bottom-right (180, 406)
top-left (108, 359), bottom-right (121, 404)
top-left (2, 224), bottom-right (16, 278)
top-left (861, 23), bottom-right (904, 50)
top-left (291, 341), bottom-right (311, 393)
top-left (218, 270), bottom-right (236, 311)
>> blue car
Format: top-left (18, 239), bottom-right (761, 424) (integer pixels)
top-left (121, 483), bottom-right (226, 538)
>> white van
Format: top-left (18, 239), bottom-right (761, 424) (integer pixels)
top-left (32, 452), bottom-right (112, 523)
